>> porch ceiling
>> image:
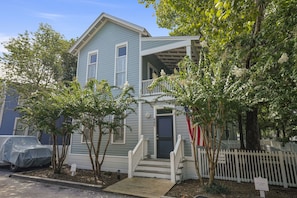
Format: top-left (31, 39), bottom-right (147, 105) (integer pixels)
top-left (155, 40), bottom-right (200, 71)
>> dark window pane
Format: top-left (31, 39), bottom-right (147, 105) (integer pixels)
top-left (118, 46), bottom-right (126, 56)
top-left (90, 54), bottom-right (97, 63)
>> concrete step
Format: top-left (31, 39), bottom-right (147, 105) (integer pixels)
top-left (135, 165), bottom-right (170, 173)
top-left (133, 159), bottom-right (184, 182)
top-left (133, 170), bottom-right (171, 179)
top-left (139, 159), bottom-right (170, 167)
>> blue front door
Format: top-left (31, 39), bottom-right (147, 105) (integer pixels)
top-left (156, 115), bottom-right (174, 159)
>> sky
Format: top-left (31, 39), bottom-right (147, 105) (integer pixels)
top-left (0, 0), bottom-right (170, 54)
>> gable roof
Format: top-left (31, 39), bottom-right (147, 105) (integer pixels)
top-left (69, 12), bottom-right (151, 55)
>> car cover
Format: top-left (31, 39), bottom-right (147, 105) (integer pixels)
top-left (0, 136), bottom-right (52, 168)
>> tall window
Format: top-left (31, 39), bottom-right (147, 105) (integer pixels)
top-left (87, 51), bottom-right (98, 80)
top-left (13, 118), bottom-right (37, 136)
top-left (81, 125), bottom-right (92, 143)
top-left (115, 43), bottom-right (127, 87)
top-left (112, 115), bottom-right (125, 144)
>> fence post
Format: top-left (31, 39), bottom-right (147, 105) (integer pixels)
top-left (234, 149), bottom-right (241, 183)
top-left (198, 148), bottom-right (202, 178)
top-left (278, 151), bottom-right (288, 188)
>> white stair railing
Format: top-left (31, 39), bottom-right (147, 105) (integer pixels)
top-left (128, 135), bottom-right (148, 178)
top-left (170, 134), bottom-right (184, 183)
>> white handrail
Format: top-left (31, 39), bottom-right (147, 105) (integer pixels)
top-left (142, 79), bottom-right (171, 96)
top-left (170, 134), bottom-right (184, 183)
top-left (128, 135), bottom-right (147, 178)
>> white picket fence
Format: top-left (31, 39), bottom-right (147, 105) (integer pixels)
top-left (261, 139), bottom-right (297, 153)
top-left (198, 148), bottom-right (297, 188)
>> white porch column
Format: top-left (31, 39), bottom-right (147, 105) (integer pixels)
top-left (186, 44), bottom-right (192, 59)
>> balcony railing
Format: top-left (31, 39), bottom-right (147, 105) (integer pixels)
top-left (141, 79), bottom-right (171, 96)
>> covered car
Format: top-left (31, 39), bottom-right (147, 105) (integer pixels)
top-left (0, 136), bottom-right (52, 171)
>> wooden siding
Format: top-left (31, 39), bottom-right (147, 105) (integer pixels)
top-left (72, 21), bottom-right (141, 157)
top-left (141, 103), bottom-right (191, 157)
top-left (141, 40), bottom-right (183, 51)
top-left (174, 107), bottom-right (192, 157)
top-left (142, 55), bottom-right (170, 80)
top-left (77, 21), bottom-right (140, 94)
top-left (0, 90), bottom-right (19, 135)
top-left (71, 109), bottom-right (139, 156)
top-left (67, 153), bottom-right (128, 173)
top-left (141, 103), bottom-right (155, 156)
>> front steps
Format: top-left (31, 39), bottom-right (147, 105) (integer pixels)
top-left (133, 159), bottom-right (183, 182)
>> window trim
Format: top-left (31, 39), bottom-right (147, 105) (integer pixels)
top-left (86, 50), bottom-right (98, 82)
top-left (13, 117), bottom-right (27, 135)
top-left (111, 114), bottom-right (126, 145)
top-left (0, 95), bottom-right (5, 128)
top-left (147, 62), bottom-right (158, 79)
top-left (80, 125), bottom-right (92, 143)
top-left (114, 42), bottom-right (128, 87)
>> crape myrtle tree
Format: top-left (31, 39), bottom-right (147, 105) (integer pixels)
top-left (1, 23), bottom-right (77, 173)
top-left (139, 0), bottom-right (297, 149)
top-left (18, 83), bottom-right (79, 173)
top-left (70, 79), bottom-right (137, 184)
top-left (149, 47), bottom-right (240, 186)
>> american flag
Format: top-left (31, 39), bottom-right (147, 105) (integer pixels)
top-left (185, 107), bottom-right (204, 146)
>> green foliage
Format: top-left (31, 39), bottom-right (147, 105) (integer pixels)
top-left (68, 79), bottom-right (137, 183)
top-left (141, 0), bottom-right (297, 141)
top-left (18, 82), bottom-right (80, 173)
top-left (149, 47), bottom-right (241, 186)
top-left (1, 23), bottom-right (76, 99)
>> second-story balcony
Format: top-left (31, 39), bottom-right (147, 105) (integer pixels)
top-left (141, 79), bottom-right (171, 96)
top-left (140, 36), bottom-right (200, 97)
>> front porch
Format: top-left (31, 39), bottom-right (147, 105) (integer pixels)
top-left (128, 134), bottom-right (185, 184)
top-left (140, 36), bottom-right (200, 97)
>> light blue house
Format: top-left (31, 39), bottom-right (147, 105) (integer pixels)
top-left (68, 13), bottom-right (201, 183)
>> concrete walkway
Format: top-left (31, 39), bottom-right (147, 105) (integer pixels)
top-left (104, 177), bottom-right (175, 198)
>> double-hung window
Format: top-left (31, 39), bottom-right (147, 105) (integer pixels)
top-left (115, 43), bottom-right (127, 87)
top-left (111, 114), bottom-right (126, 144)
top-left (81, 125), bottom-right (91, 143)
top-left (87, 51), bottom-right (98, 80)
top-left (13, 118), bottom-right (37, 136)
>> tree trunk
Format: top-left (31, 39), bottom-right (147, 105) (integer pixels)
top-left (282, 124), bottom-right (286, 138)
top-left (193, 144), bottom-right (203, 185)
top-left (246, 108), bottom-right (261, 150)
top-left (244, 0), bottom-right (267, 151)
top-left (208, 160), bottom-right (215, 186)
top-left (238, 113), bottom-right (245, 149)
top-left (276, 127), bottom-right (280, 138)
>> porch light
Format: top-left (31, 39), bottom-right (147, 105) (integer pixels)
top-left (145, 112), bottom-right (151, 119)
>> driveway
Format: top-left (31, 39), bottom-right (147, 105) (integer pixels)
top-left (0, 166), bottom-right (135, 198)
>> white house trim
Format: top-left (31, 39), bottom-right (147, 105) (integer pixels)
top-left (141, 40), bottom-right (191, 56)
top-left (114, 42), bottom-right (128, 87)
top-left (69, 13), bottom-right (150, 55)
top-left (86, 50), bottom-right (98, 83)
top-left (141, 36), bottom-right (200, 41)
top-left (152, 105), bottom-right (176, 159)
top-left (0, 95), bottom-right (5, 128)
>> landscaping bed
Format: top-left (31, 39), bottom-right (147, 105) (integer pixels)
top-left (20, 166), bottom-right (297, 198)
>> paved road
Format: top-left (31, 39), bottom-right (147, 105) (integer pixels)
top-left (0, 166), bottom-right (135, 198)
